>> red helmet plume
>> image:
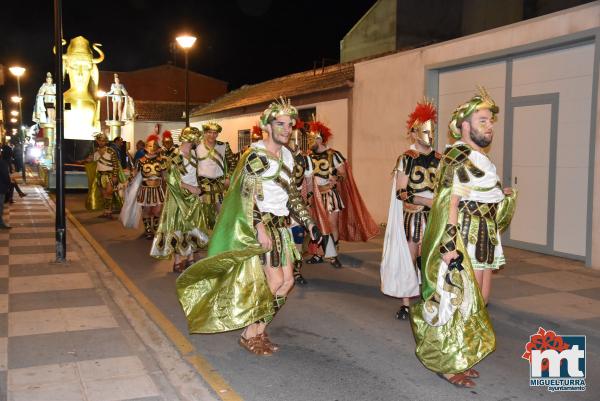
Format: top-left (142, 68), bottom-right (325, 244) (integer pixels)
top-left (406, 101), bottom-right (437, 130)
top-left (308, 121), bottom-right (332, 143)
top-left (162, 130), bottom-right (172, 140)
top-left (293, 118), bottom-right (305, 130)
top-left (146, 134), bottom-right (160, 144)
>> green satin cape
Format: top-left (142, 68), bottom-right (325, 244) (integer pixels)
top-left (150, 159), bottom-right (209, 259)
top-left (85, 162), bottom-right (126, 211)
top-left (410, 147), bottom-right (517, 374)
top-left (175, 150), bottom-right (274, 334)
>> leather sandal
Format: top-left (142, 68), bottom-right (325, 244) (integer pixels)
top-left (259, 333), bottom-right (279, 352)
top-left (239, 335), bottom-right (272, 356)
top-left (306, 255), bottom-right (323, 264)
top-left (464, 368), bottom-right (479, 378)
top-left (437, 373), bottom-right (476, 388)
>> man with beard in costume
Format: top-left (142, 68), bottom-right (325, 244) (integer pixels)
top-left (151, 127), bottom-right (209, 272)
top-left (381, 100), bottom-right (441, 320)
top-left (176, 98), bottom-right (320, 356)
top-left (85, 132), bottom-right (125, 218)
top-left (410, 87), bottom-right (517, 388)
top-left (192, 121), bottom-right (237, 232)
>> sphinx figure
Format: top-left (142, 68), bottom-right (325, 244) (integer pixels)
top-left (60, 36), bottom-right (104, 139)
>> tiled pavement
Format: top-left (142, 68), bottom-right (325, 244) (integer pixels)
top-left (0, 187), bottom-right (179, 401)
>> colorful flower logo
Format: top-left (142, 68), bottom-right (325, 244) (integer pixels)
top-left (522, 327), bottom-right (570, 372)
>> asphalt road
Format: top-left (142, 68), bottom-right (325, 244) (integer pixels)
top-left (66, 192), bottom-right (598, 401)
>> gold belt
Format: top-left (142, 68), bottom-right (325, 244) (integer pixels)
top-left (318, 184), bottom-right (331, 192)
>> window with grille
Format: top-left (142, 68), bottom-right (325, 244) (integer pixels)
top-left (238, 129), bottom-right (251, 152)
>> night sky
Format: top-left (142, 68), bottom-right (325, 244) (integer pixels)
top-left (0, 0), bottom-right (376, 128)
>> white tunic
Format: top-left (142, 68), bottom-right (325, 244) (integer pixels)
top-left (194, 142), bottom-right (227, 179)
top-left (181, 157), bottom-right (197, 187)
top-left (94, 150), bottom-right (114, 172)
top-left (252, 141), bottom-right (294, 217)
top-left (452, 141), bottom-right (504, 203)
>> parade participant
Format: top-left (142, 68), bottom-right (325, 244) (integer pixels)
top-left (381, 100), bottom-right (440, 320)
top-left (85, 132), bottom-right (125, 218)
top-left (306, 119), bottom-right (379, 268)
top-left (192, 121), bottom-right (237, 230)
top-left (161, 130), bottom-right (179, 160)
top-left (107, 73), bottom-right (129, 121)
top-left (151, 127), bottom-right (209, 272)
top-left (177, 98), bottom-right (320, 356)
top-left (410, 87), bottom-right (517, 388)
top-left (289, 119), bottom-right (311, 284)
top-left (121, 134), bottom-right (167, 239)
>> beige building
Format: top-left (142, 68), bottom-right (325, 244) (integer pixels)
top-left (351, 2), bottom-right (600, 267)
top-left (192, 2), bottom-right (600, 268)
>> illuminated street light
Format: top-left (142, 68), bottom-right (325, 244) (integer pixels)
top-left (176, 34), bottom-right (197, 126)
top-left (9, 65), bottom-right (27, 182)
top-left (96, 90), bottom-right (106, 98)
top-left (10, 110), bottom-right (19, 117)
top-left (10, 118), bottom-right (18, 123)
top-left (11, 96), bottom-right (22, 103)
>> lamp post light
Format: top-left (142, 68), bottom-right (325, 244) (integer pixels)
top-left (10, 96), bottom-right (22, 103)
top-left (9, 66), bottom-right (27, 183)
top-left (175, 35), bottom-right (197, 127)
top-left (10, 110), bottom-right (19, 117)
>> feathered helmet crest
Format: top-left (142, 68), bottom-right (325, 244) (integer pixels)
top-left (259, 97), bottom-right (298, 128)
top-left (293, 118), bottom-right (305, 130)
top-left (145, 134), bottom-right (160, 148)
top-left (449, 86), bottom-right (499, 139)
top-left (406, 99), bottom-right (437, 147)
top-left (251, 124), bottom-right (263, 141)
top-left (201, 121), bottom-right (222, 133)
top-left (162, 130), bottom-right (172, 140)
top-left (308, 120), bottom-right (332, 144)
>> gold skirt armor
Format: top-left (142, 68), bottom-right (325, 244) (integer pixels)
top-left (136, 179), bottom-right (165, 206)
top-left (458, 200), bottom-right (505, 270)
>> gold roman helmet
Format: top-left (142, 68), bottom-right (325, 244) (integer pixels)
top-left (180, 126), bottom-right (202, 144)
top-left (406, 99), bottom-right (437, 147)
top-left (449, 86), bottom-right (499, 139)
top-left (201, 121), bottom-right (222, 134)
top-left (259, 97), bottom-right (298, 128)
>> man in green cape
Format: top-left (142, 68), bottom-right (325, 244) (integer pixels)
top-left (410, 87), bottom-right (517, 388)
top-left (177, 98), bottom-right (319, 356)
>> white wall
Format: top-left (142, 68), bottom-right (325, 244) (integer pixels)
top-left (352, 2), bottom-right (600, 266)
top-left (192, 99), bottom-right (349, 155)
top-left (132, 121), bottom-right (186, 146)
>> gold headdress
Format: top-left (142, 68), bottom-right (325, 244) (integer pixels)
top-left (180, 126), bottom-right (202, 143)
top-left (259, 97), bottom-right (298, 128)
top-left (46, 72), bottom-right (53, 80)
top-left (93, 132), bottom-right (108, 141)
top-left (201, 120), bottom-right (222, 133)
top-left (448, 86), bottom-right (499, 139)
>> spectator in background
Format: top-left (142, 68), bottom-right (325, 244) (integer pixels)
top-left (1, 143), bottom-right (26, 203)
top-left (133, 140), bottom-right (145, 164)
top-left (111, 136), bottom-right (128, 169)
top-left (0, 155), bottom-right (12, 229)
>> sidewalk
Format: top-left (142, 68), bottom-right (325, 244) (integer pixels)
top-left (0, 185), bottom-right (216, 401)
top-left (340, 234), bottom-right (600, 337)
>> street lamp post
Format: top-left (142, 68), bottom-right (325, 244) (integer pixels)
top-left (9, 66), bottom-right (26, 183)
top-left (175, 35), bottom-right (197, 127)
